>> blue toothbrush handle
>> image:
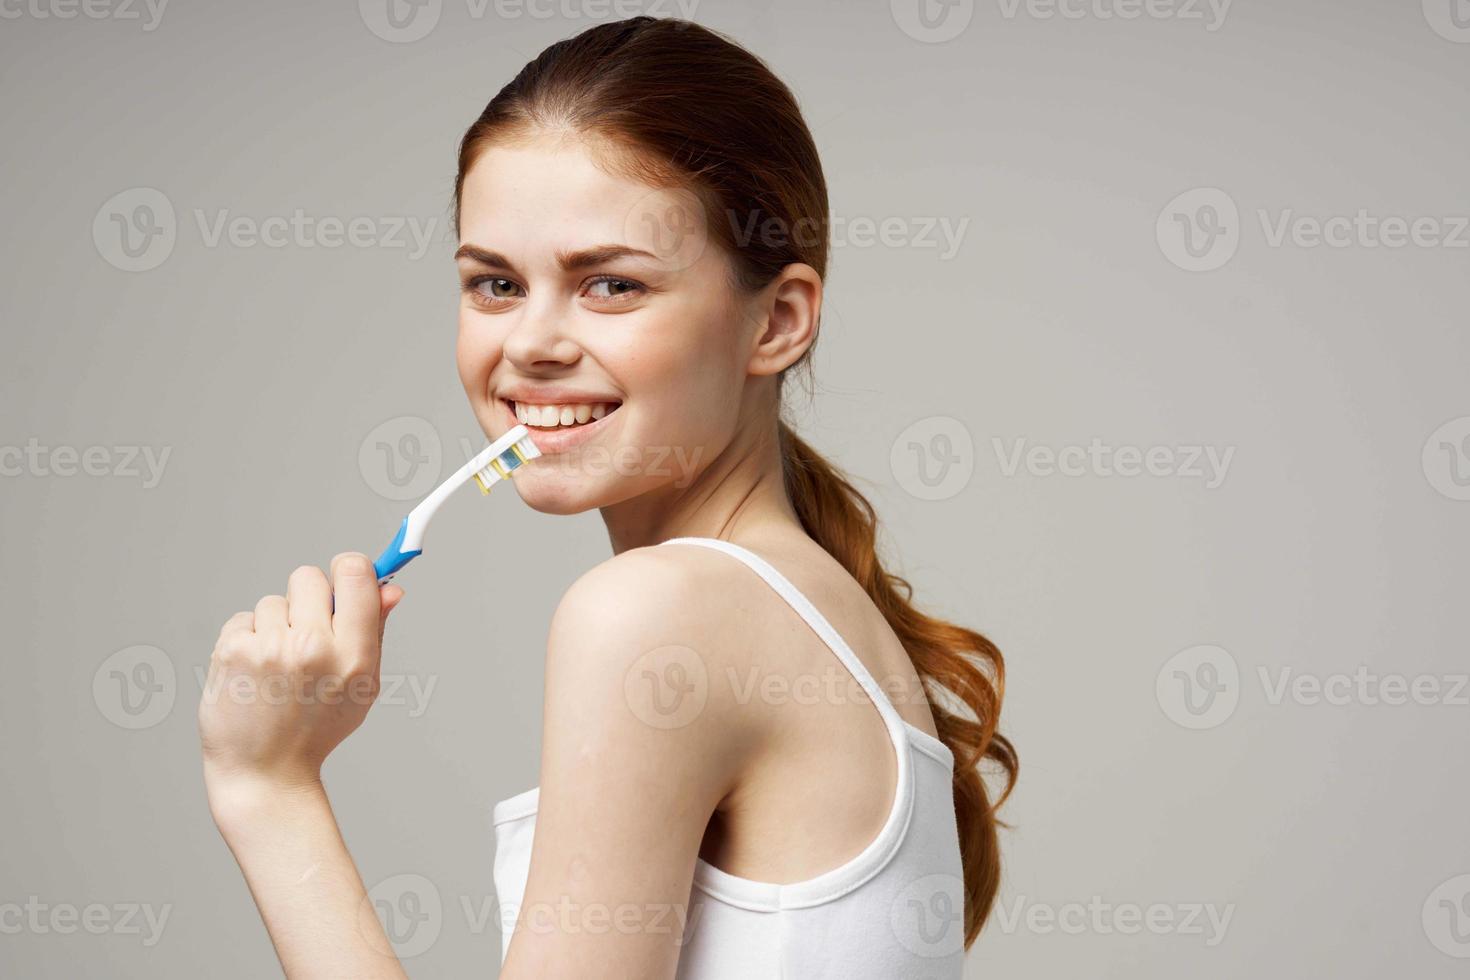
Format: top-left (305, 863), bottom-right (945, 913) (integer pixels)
top-left (373, 516), bottom-right (423, 585)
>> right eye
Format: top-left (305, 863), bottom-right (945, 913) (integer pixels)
top-left (466, 276), bottom-right (525, 307)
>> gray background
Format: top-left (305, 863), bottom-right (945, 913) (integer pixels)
top-left (2, 0), bottom-right (1467, 976)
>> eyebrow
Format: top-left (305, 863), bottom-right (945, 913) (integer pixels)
top-left (453, 243), bottom-right (659, 271)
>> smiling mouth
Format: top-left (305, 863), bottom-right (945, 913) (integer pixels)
top-left (505, 399), bottom-right (623, 430)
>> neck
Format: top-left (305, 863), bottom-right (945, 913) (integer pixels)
top-left (600, 409), bottom-right (804, 555)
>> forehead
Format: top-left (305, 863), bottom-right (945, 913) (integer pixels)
top-left (458, 135), bottom-right (687, 260)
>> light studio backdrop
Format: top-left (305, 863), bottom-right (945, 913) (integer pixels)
top-left (2, 1), bottom-right (1466, 976)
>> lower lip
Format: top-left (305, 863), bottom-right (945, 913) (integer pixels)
top-left (503, 400), bottom-right (621, 454)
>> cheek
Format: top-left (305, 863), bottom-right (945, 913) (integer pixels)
top-left (628, 298), bottom-right (745, 432)
top-left (455, 311), bottom-right (500, 395)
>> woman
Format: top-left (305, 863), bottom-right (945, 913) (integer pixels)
top-left (198, 17), bottom-right (1014, 978)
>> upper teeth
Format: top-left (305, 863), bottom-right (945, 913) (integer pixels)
top-left (514, 402), bottom-right (616, 427)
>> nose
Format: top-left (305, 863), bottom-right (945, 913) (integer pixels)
top-left (501, 294), bottom-right (581, 371)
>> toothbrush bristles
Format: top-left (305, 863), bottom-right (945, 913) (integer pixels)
top-left (472, 433), bottom-right (541, 495)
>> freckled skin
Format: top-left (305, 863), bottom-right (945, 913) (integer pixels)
top-left (455, 135), bottom-right (756, 521)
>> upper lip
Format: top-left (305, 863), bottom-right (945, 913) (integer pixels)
top-left (497, 384), bottom-right (623, 405)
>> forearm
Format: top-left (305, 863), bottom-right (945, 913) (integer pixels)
top-left (210, 776), bottom-right (409, 980)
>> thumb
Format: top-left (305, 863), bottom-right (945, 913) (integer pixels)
top-left (378, 584), bottom-right (405, 644)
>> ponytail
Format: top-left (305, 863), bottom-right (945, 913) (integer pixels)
top-left (778, 420), bottom-right (1016, 948)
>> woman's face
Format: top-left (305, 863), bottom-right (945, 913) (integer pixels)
top-left (455, 132), bottom-right (752, 515)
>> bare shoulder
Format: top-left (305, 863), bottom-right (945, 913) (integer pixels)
top-left (547, 542), bottom-right (748, 664)
top-left (539, 543), bottom-right (764, 787)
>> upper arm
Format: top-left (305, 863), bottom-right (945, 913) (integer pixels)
top-left (499, 547), bottom-right (755, 980)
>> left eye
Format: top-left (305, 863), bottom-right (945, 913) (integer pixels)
top-left (585, 278), bottom-right (642, 300)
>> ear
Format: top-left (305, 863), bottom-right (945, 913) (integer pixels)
top-left (746, 263), bottom-right (823, 377)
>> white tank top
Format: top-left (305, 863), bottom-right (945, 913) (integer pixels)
top-left (491, 536), bottom-right (967, 977)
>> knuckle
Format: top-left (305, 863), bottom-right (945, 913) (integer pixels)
top-left (333, 552), bottom-right (374, 579)
top-left (289, 627), bottom-right (336, 668)
top-left (215, 634), bottom-right (255, 665)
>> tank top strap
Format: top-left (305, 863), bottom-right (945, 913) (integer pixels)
top-left (657, 536), bottom-right (910, 744)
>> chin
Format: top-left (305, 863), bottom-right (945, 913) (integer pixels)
top-left (508, 469), bottom-right (610, 516)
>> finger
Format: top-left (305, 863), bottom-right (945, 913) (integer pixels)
top-left (218, 611), bottom-right (254, 639)
top-left (255, 594), bottom-right (288, 633)
top-left (377, 584), bottom-right (404, 646)
top-left (330, 552), bottom-right (381, 656)
top-left (286, 565), bottom-right (332, 630)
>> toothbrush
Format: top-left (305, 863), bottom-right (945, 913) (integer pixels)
top-left (371, 424), bottom-right (542, 585)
